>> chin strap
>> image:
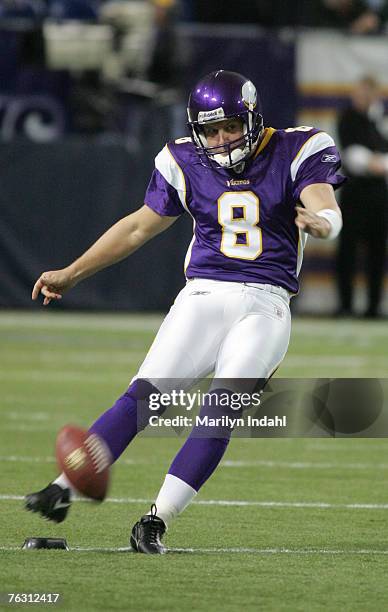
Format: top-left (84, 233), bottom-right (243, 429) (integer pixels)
top-left (212, 146), bottom-right (247, 167)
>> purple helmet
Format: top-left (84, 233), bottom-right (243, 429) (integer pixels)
top-left (187, 70), bottom-right (263, 170)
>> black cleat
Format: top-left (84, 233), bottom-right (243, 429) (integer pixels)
top-left (130, 504), bottom-right (167, 554)
top-left (25, 484), bottom-right (71, 524)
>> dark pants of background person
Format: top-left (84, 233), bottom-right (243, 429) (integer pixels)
top-left (337, 180), bottom-right (388, 317)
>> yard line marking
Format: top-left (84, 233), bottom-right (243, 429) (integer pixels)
top-left (0, 545), bottom-right (134, 553)
top-left (2, 454), bottom-right (388, 471)
top-left (73, 546), bottom-right (133, 552)
top-left (0, 456), bottom-right (56, 464)
top-left (2, 425), bottom-right (62, 432)
top-left (169, 547), bottom-right (388, 555)
top-left (221, 459), bottom-right (388, 470)
top-left (0, 312), bottom-right (163, 331)
top-left (285, 356), bottom-right (368, 367)
top-left (0, 495), bottom-right (27, 501)
top-left (291, 320), bottom-right (388, 337)
top-left (0, 455), bottom-right (139, 465)
top-left (2, 494), bottom-right (388, 510)
top-left (2, 312), bottom-right (388, 337)
top-left (306, 441), bottom-right (388, 452)
top-left (5, 411), bottom-right (50, 422)
top-left (193, 500), bottom-right (388, 509)
top-left (1, 544), bottom-right (388, 555)
top-left (0, 371), bottom-right (125, 384)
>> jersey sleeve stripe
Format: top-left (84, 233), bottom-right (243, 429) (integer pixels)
top-left (155, 145), bottom-right (189, 212)
top-left (290, 132), bottom-right (335, 181)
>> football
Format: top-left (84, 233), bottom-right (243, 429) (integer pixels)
top-left (56, 425), bottom-right (111, 501)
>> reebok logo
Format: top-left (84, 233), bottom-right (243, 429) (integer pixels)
top-left (321, 153), bottom-right (337, 163)
top-left (274, 305), bottom-right (284, 319)
top-left (190, 291), bottom-right (211, 296)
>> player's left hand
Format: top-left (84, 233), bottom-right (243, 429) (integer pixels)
top-left (294, 206), bottom-right (331, 239)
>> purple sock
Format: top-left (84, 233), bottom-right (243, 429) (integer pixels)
top-left (168, 437), bottom-right (229, 491)
top-left (89, 379), bottom-right (159, 462)
top-left (168, 389), bottom-right (240, 491)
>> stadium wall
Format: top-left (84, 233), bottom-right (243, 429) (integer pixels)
top-left (0, 139), bottom-right (192, 311)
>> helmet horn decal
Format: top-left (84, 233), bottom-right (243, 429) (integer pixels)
top-left (242, 81), bottom-right (257, 111)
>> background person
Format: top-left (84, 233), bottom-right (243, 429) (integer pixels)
top-left (336, 76), bottom-right (388, 318)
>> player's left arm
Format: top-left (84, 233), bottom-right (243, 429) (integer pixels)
top-left (295, 183), bottom-right (342, 239)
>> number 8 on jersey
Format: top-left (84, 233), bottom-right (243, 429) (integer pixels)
top-left (218, 191), bottom-right (262, 260)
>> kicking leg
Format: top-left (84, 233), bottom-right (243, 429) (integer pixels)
top-left (132, 287), bottom-right (291, 553)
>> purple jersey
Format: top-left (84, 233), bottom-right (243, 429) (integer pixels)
top-left (144, 127), bottom-right (346, 294)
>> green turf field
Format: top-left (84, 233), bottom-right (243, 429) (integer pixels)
top-left (1, 311), bottom-right (388, 611)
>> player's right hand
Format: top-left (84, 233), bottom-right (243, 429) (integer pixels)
top-left (32, 269), bottom-right (76, 306)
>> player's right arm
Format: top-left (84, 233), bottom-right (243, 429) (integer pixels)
top-left (32, 205), bottom-right (178, 305)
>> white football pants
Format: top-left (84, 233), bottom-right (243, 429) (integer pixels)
top-left (134, 279), bottom-right (291, 391)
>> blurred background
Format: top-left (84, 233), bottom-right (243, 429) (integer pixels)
top-left (1, 0), bottom-right (388, 315)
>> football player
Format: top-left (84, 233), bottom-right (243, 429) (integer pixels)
top-left (25, 70), bottom-right (344, 553)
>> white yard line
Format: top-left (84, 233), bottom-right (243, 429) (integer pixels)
top-left (0, 456), bottom-right (56, 464)
top-left (305, 441), bottom-right (388, 452)
top-left (284, 356), bottom-right (369, 367)
top-left (0, 371), bottom-right (126, 384)
top-left (221, 459), bottom-right (388, 470)
top-left (2, 311), bottom-right (388, 337)
top-left (5, 412), bottom-right (51, 422)
top-left (169, 547), bottom-right (388, 555)
top-left (2, 454), bottom-right (388, 471)
top-left (2, 494), bottom-right (388, 510)
top-left (3, 351), bottom-right (143, 365)
top-left (1, 544), bottom-right (388, 555)
top-left (291, 320), bottom-right (388, 337)
top-left (0, 312), bottom-right (163, 332)
top-left (194, 499), bottom-right (388, 509)
top-left (2, 425), bottom-right (63, 432)
top-left (0, 455), bottom-right (137, 465)
top-left (0, 454), bottom-right (385, 470)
